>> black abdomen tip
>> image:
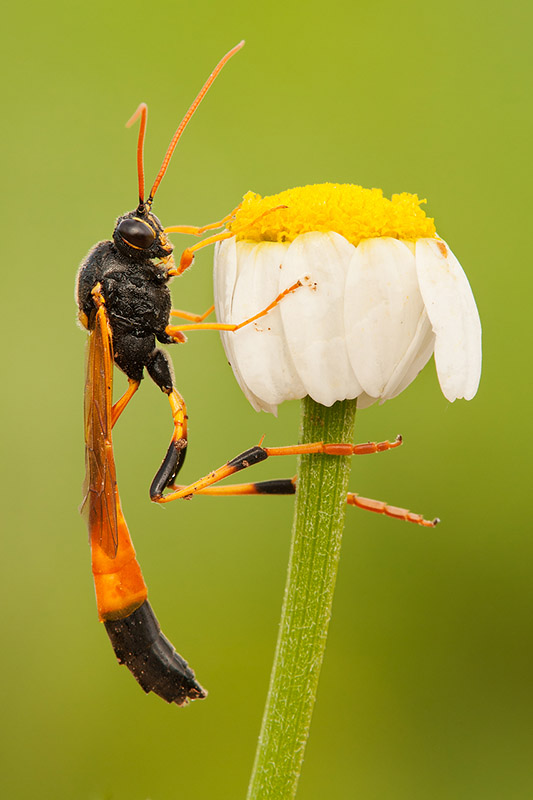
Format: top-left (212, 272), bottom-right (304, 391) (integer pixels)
top-left (104, 600), bottom-right (206, 705)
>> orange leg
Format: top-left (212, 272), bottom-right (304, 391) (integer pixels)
top-left (164, 206), bottom-right (241, 277)
top-left (263, 436), bottom-right (402, 457)
top-left (171, 231), bottom-right (234, 276)
top-left (151, 436), bottom-right (402, 502)
top-left (168, 203), bottom-right (290, 276)
top-left (111, 379), bottom-right (140, 427)
top-left (167, 476), bottom-right (438, 528)
top-left (170, 304), bottom-right (215, 322)
top-left (167, 387), bottom-right (188, 443)
top-left (164, 278), bottom-right (307, 340)
top-left (164, 204), bottom-right (241, 238)
top-left (346, 493), bottom-right (439, 528)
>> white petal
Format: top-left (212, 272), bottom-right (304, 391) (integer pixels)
top-left (356, 392), bottom-right (378, 409)
top-left (230, 241), bottom-right (305, 407)
top-left (213, 236), bottom-right (238, 387)
top-left (214, 238), bottom-right (275, 413)
top-left (279, 232), bottom-right (362, 406)
top-left (213, 237), bottom-right (237, 324)
top-left (382, 308), bottom-right (435, 399)
top-left (345, 238), bottom-right (426, 398)
top-left (415, 238), bottom-right (482, 401)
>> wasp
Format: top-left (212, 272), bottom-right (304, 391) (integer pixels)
top-left (76, 43), bottom-right (248, 705)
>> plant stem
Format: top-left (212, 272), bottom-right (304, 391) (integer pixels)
top-left (246, 396), bottom-right (357, 800)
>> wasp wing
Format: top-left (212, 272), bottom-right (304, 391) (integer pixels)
top-left (82, 303), bottom-right (119, 558)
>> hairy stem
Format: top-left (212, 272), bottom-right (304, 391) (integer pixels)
top-left (246, 396), bottom-right (357, 799)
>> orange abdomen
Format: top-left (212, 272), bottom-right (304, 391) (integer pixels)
top-left (90, 498), bottom-right (147, 621)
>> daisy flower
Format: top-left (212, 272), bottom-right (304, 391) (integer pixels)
top-left (214, 183), bottom-right (481, 413)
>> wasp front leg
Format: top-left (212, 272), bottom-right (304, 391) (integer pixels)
top-left (165, 205), bottom-right (242, 277)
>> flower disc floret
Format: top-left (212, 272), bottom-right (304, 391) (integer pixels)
top-left (228, 184), bottom-right (436, 246)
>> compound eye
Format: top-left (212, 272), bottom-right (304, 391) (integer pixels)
top-left (116, 218), bottom-right (156, 249)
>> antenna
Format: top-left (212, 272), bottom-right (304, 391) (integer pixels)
top-left (144, 41), bottom-right (244, 207)
top-left (126, 103), bottom-right (148, 210)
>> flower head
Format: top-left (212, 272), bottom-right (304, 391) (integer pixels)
top-left (214, 183), bottom-right (481, 414)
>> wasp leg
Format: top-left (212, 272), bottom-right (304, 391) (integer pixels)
top-left (165, 279), bottom-right (306, 338)
top-left (164, 203), bottom-right (241, 239)
top-left (346, 493), bottom-right (439, 527)
top-left (176, 478), bottom-right (297, 496)
top-left (172, 231), bottom-right (234, 275)
top-left (149, 388), bottom-right (188, 499)
top-left (111, 379), bottom-right (140, 427)
top-left (153, 436), bottom-right (402, 503)
top-left (168, 477), bottom-right (438, 527)
top-left (141, 348), bottom-right (189, 498)
top-left (165, 206), bottom-right (242, 277)
top-left (170, 304), bottom-right (215, 322)
top-left (169, 202), bottom-right (288, 276)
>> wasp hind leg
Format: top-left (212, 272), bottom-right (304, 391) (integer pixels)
top-left (169, 477), bottom-right (438, 527)
top-left (156, 436), bottom-right (402, 504)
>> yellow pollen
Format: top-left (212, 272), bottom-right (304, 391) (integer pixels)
top-left (228, 183), bottom-right (436, 246)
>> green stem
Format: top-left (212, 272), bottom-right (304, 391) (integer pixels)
top-left (246, 396), bottom-right (357, 800)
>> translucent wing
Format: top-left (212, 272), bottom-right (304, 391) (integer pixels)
top-left (82, 302), bottom-right (119, 558)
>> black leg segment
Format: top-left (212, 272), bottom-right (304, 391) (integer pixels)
top-left (252, 478), bottom-right (296, 495)
top-left (150, 439), bottom-right (187, 499)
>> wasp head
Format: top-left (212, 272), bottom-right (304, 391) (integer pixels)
top-left (113, 206), bottom-right (174, 263)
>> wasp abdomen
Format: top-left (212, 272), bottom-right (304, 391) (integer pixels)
top-left (104, 599), bottom-right (206, 705)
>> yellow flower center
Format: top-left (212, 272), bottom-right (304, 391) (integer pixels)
top-left (228, 183), bottom-right (436, 246)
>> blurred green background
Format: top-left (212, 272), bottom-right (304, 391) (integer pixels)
top-left (1, 1), bottom-right (531, 798)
